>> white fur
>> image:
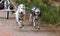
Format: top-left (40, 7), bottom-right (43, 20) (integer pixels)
top-left (15, 4), bottom-right (25, 27)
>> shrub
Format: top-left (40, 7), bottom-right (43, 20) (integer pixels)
top-left (41, 4), bottom-right (58, 24)
top-left (16, 0), bottom-right (59, 24)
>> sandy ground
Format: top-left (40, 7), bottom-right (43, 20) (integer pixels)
top-left (0, 11), bottom-right (60, 36)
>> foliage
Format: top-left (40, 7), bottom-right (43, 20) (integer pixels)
top-left (16, 0), bottom-right (60, 24)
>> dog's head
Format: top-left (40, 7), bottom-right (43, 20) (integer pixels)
top-left (18, 4), bottom-right (25, 9)
top-left (35, 8), bottom-right (40, 16)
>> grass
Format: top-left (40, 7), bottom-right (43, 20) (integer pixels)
top-left (15, 0), bottom-right (60, 25)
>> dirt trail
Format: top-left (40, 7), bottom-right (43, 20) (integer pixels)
top-left (0, 11), bottom-right (60, 36)
top-left (0, 0), bottom-right (60, 36)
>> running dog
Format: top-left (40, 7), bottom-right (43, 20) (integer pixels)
top-left (15, 4), bottom-right (25, 28)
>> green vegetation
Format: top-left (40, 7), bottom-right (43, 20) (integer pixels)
top-left (16, 0), bottom-right (60, 24)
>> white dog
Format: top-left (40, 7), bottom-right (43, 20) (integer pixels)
top-left (15, 4), bottom-right (25, 28)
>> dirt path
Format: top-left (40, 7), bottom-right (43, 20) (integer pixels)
top-left (0, 11), bottom-right (60, 36)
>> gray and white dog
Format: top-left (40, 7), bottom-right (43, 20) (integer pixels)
top-left (29, 6), bottom-right (40, 29)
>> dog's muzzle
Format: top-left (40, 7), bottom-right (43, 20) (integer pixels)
top-left (35, 12), bottom-right (40, 16)
top-left (19, 12), bottom-right (24, 17)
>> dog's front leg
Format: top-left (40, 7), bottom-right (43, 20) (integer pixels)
top-left (33, 17), bottom-right (36, 27)
top-left (18, 21), bottom-right (22, 28)
top-left (16, 12), bottom-right (22, 28)
top-left (15, 12), bottom-right (19, 24)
